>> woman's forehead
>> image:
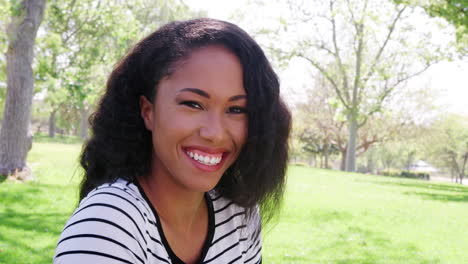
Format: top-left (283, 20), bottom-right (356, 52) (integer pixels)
top-left (156, 45), bottom-right (245, 98)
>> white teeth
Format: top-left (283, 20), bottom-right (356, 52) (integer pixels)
top-left (186, 151), bottom-right (222, 166)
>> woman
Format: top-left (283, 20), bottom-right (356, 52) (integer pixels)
top-left (54, 18), bottom-right (291, 264)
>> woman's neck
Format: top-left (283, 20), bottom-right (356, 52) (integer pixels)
top-left (137, 172), bottom-right (206, 233)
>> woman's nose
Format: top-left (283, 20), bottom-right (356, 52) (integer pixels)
top-left (199, 113), bottom-right (226, 144)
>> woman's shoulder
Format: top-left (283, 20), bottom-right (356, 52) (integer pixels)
top-left (54, 179), bottom-right (158, 264)
top-left (66, 179), bottom-right (154, 230)
top-left (80, 179), bottom-right (145, 205)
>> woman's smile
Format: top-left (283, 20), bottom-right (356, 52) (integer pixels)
top-left (183, 146), bottom-right (229, 172)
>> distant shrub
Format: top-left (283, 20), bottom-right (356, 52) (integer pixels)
top-left (379, 169), bottom-right (430, 180)
top-left (289, 161), bottom-right (310, 167)
top-left (379, 169), bottom-right (401, 177)
top-left (33, 132), bottom-right (83, 144)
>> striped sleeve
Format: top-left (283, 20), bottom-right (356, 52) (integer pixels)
top-left (243, 206), bottom-right (262, 264)
top-left (54, 185), bottom-right (149, 264)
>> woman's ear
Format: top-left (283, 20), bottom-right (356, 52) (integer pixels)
top-left (140, 95), bottom-right (154, 131)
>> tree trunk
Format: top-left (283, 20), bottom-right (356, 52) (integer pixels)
top-left (80, 106), bottom-right (89, 139)
top-left (48, 110), bottom-right (56, 138)
top-left (324, 143), bottom-right (329, 169)
top-left (345, 115), bottom-right (358, 171)
top-left (0, 0), bottom-right (46, 178)
top-left (459, 152), bottom-right (467, 185)
top-left (367, 156), bottom-right (374, 174)
top-left (340, 149), bottom-right (346, 171)
top-left (73, 123), bottom-right (79, 136)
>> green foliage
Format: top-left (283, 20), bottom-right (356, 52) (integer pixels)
top-left (299, 129), bottom-right (339, 156)
top-left (395, 0), bottom-right (468, 54)
top-left (8, 0), bottom-right (22, 17)
top-left (424, 114), bottom-right (468, 179)
top-left (368, 141), bottom-right (419, 170)
top-left (36, 0), bottom-right (141, 106)
top-left (0, 0), bottom-right (10, 118)
top-left (378, 168), bottom-right (402, 177)
top-left (31, 0), bottom-right (203, 136)
top-left (396, 0), bottom-right (467, 34)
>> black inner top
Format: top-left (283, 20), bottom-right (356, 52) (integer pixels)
top-left (134, 179), bottom-right (215, 264)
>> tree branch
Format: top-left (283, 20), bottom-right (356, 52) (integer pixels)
top-left (391, 62), bottom-right (433, 88)
top-left (298, 54), bottom-right (350, 109)
top-left (329, 0), bottom-right (351, 102)
top-left (361, 6), bottom-right (407, 87)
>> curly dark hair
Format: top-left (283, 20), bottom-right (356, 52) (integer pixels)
top-left (79, 18), bottom-right (291, 223)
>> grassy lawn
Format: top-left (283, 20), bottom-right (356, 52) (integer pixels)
top-left (1, 141), bottom-right (467, 263)
top-left (263, 167), bottom-right (468, 264)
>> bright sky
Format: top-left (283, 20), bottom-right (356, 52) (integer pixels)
top-left (185, 0), bottom-right (468, 115)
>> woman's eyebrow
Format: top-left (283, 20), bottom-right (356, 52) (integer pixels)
top-left (228, 94), bottom-right (247, 102)
top-left (177, 88), bottom-right (246, 101)
top-left (178, 88), bottom-right (210, 98)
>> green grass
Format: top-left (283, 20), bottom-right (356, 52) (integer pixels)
top-left (0, 142), bottom-right (82, 263)
top-left (263, 167), bottom-right (468, 264)
top-left (1, 142), bottom-right (467, 263)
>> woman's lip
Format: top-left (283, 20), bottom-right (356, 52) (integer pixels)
top-left (183, 146), bottom-right (230, 154)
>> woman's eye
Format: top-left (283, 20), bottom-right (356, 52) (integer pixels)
top-left (180, 101), bottom-right (203, 109)
top-left (228, 106), bottom-right (247, 114)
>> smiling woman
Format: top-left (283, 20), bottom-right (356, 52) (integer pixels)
top-left (54, 18), bottom-right (291, 264)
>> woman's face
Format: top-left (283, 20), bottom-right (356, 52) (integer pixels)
top-left (140, 45), bottom-right (247, 193)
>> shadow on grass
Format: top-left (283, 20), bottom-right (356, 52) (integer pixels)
top-left (0, 181), bottom-right (77, 203)
top-left (372, 180), bottom-right (468, 193)
top-left (317, 226), bottom-right (441, 264)
top-left (0, 211), bottom-right (67, 263)
top-left (311, 210), bottom-right (353, 223)
top-left (404, 191), bottom-right (468, 203)
top-left (0, 182), bottom-right (74, 263)
top-left (0, 209), bottom-right (66, 236)
top-left (370, 180), bottom-right (468, 203)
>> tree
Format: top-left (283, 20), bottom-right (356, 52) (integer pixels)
top-left (34, 0), bottom-right (142, 139)
top-left (266, 0), bottom-right (445, 171)
top-left (0, 1), bottom-right (11, 120)
top-left (299, 128), bottom-right (339, 168)
top-left (426, 114), bottom-right (468, 184)
top-left (395, 0), bottom-right (467, 54)
top-left (0, 0), bottom-right (46, 178)
top-left (293, 72), bottom-right (432, 171)
top-left (35, 0), bottom-right (199, 139)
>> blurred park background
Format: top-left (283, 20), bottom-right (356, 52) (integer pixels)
top-left (0, 0), bottom-right (467, 263)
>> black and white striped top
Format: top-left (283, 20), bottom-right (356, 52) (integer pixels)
top-left (54, 179), bottom-right (262, 264)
